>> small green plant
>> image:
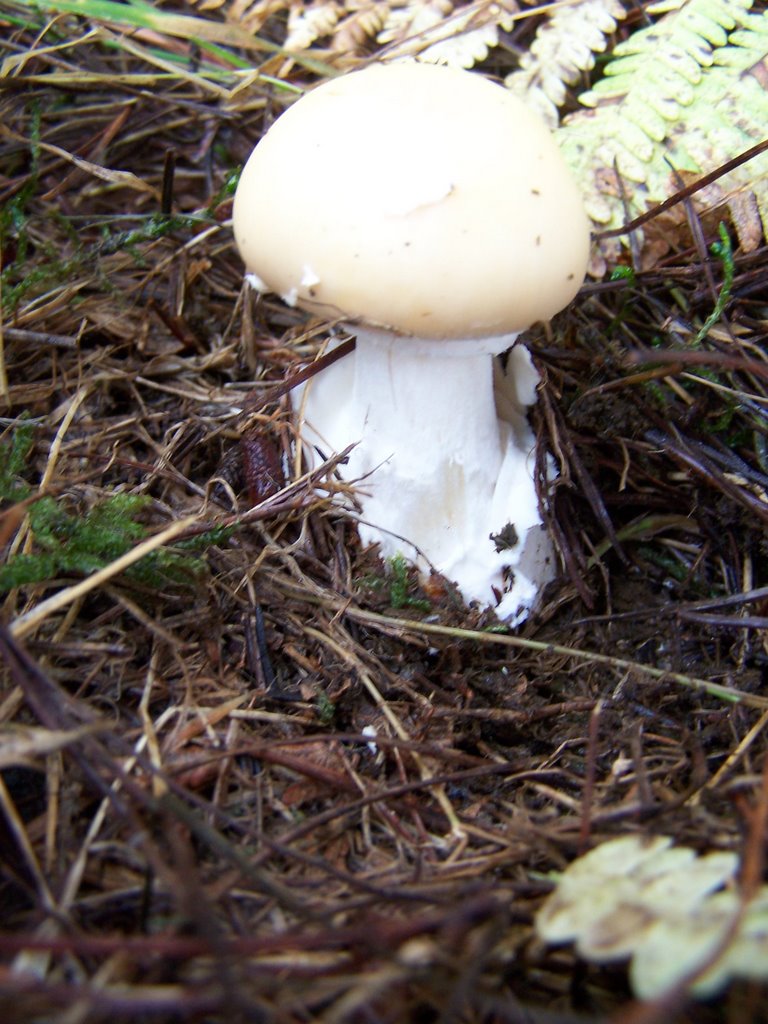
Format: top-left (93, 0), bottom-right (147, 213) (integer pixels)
top-left (0, 492), bottom-right (210, 592)
top-left (387, 554), bottom-right (431, 612)
top-left (0, 424), bottom-right (214, 592)
top-left (96, 211), bottom-right (205, 259)
top-left (357, 555), bottom-right (432, 611)
top-left (1, 101), bottom-right (233, 312)
top-left (1, 103), bottom-right (42, 311)
top-left (315, 691), bottom-right (336, 726)
top-left (0, 419), bottom-right (35, 502)
top-left (694, 222), bottom-right (735, 345)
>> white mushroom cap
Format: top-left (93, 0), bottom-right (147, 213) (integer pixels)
top-left (233, 61), bottom-right (590, 339)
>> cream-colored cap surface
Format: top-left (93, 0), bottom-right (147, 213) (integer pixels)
top-left (233, 61), bottom-right (590, 339)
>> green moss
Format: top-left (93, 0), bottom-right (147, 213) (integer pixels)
top-left (0, 425), bottom-right (222, 592)
top-left (315, 691), bottom-right (336, 726)
top-left (0, 418), bottom-right (35, 501)
top-left (387, 555), bottom-right (431, 612)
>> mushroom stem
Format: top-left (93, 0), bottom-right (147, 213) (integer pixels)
top-left (299, 327), bottom-right (555, 622)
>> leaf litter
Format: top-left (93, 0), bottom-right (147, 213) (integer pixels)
top-left (0, 2), bottom-right (768, 1021)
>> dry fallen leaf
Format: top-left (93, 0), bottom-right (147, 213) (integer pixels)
top-left (535, 834), bottom-right (768, 1000)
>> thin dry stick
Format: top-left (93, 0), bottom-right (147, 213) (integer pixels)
top-left (596, 137), bottom-right (768, 239)
top-left (6, 388), bottom-right (92, 566)
top-left (139, 644), bottom-right (168, 799)
top-left (0, 236), bottom-right (6, 400)
top-left (739, 749), bottom-right (768, 896)
top-left (304, 624), bottom-right (467, 841)
top-left (578, 698), bottom-right (603, 854)
top-left (279, 587), bottom-right (768, 711)
top-left (0, 772), bottom-right (57, 910)
top-left (39, 388), bottom-right (91, 493)
top-left (701, 710), bottom-right (768, 795)
top-left (9, 516), bottom-right (197, 639)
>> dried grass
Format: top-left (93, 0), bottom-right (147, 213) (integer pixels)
top-left (1, 3), bottom-right (767, 1022)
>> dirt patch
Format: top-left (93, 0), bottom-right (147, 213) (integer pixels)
top-left (1, 6), bottom-right (767, 1022)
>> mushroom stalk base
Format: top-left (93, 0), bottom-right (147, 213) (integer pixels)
top-left (297, 327), bottom-right (555, 624)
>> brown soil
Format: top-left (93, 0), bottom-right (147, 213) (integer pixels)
top-left (1, 5), bottom-right (767, 1022)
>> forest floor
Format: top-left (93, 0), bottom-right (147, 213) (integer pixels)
top-left (1, 2), bottom-right (767, 1022)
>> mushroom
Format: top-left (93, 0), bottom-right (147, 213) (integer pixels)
top-left (233, 61), bottom-right (590, 622)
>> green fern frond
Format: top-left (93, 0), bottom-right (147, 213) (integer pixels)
top-left (554, 0), bottom-right (768, 271)
top-left (505, 0), bottom-right (627, 128)
top-left (376, 1), bottom-right (517, 68)
top-left (186, 0), bottom-right (519, 67)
